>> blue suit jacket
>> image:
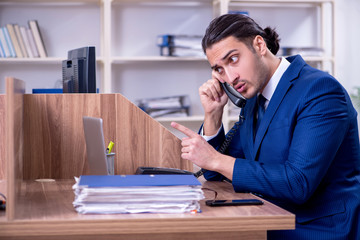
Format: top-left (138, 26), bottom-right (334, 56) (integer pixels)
top-left (204, 55), bottom-right (360, 239)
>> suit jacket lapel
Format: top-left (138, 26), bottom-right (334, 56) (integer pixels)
top-left (253, 55), bottom-right (306, 158)
top-left (253, 81), bottom-right (293, 155)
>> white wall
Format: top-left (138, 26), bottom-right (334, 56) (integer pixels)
top-left (335, 0), bottom-right (360, 129)
top-left (335, 0), bottom-right (360, 91)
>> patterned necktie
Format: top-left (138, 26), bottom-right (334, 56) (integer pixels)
top-left (254, 94), bottom-right (266, 139)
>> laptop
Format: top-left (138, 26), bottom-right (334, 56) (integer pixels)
top-left (82, 116), bottom-right (111, 175)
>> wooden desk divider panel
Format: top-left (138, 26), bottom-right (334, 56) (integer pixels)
top-left (5, 77), bottom-right (25, 220)
top-left (23, 93), bottom-right (105, 179)
top-left (3, 81), bottom-right (189, 179)
top-left (116, 94), bottom-right (188, 174)
top-left (0, 94), bottom-right (5, 217)
top-left (0, 94), bottom-right (5, 180)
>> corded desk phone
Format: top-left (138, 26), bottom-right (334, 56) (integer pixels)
top-left (135, 167), bottom-right (194, 175)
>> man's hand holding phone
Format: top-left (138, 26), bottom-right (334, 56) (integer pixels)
top-left (199, 78), bottom-right (228, 114)
top-left (199, 77), bottom-right (228, 136)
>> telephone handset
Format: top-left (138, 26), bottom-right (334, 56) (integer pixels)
top-left (221, 82), bottom-right (247, 108)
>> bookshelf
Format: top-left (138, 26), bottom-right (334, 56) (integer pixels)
top-left (0, 0), bottom-right (335, 133)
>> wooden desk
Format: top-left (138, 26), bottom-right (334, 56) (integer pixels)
top-left (0, 178), bottom-right (294, 240)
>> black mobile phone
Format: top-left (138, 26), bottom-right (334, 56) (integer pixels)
top-left (206, 199), bottom-right (263, 207)
top-left (221, 82), bottom-right (247, 108)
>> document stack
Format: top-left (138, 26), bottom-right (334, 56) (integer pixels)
top-left (157, 34), bottom-right (204, 57)
top-left (137, 95), bottom-right (190, 118)
top-left (73, 174), bottom-right (204, 214)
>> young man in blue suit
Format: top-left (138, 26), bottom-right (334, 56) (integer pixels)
top-left (171, 14), bottom-right (360, 239)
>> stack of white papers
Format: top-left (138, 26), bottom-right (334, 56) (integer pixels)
top-left (73, 175), bottom-right (204, 214)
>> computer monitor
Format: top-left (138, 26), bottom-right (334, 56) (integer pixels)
top-left (62, 46), bottom-right (96, 93)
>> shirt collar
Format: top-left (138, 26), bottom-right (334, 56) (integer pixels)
top-left (261, 57), bottom-right (290, 108)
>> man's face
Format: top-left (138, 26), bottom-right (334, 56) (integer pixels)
top-left (205, 36), bottom-right (270, 99)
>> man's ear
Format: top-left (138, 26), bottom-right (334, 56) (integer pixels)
top-left (253, 35), bottom-right (267, 55)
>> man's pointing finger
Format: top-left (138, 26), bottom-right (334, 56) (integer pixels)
top-left (171, 122), bottom-right (198, 138)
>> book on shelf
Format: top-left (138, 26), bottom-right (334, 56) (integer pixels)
top-left (28, 20), bottom-right (47, 58)
top-left (137, 95), bottom-right (191, 118)
top-left (72, 174), bottom-right (204, 214)
top-left (157, 34), bottom-right (204, 57)
top-left (26, 27), bottom-right (40, 58)
top-left (6, 24), bottom-right (23, 58)
top-left (0, 20), bottom-right (46, 58)
top-left (0, 27), bottom-right (11, 57)
top-left (160, 46), bottom-right (204, 57)
top-left (20, 26), bottom-right (34, 58)
top-left (1, 27), bottom-right (16, 57)
top-left (0, 31), bottom-right (6, 57)
top-left (0, 40), bottom-right (4, 57)
top-left (157, 34), bottom-right (202, 49)
top-left (3, 26), bottom-right (16, 57)
top-left (14, 24), bottom-right (28, 58)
